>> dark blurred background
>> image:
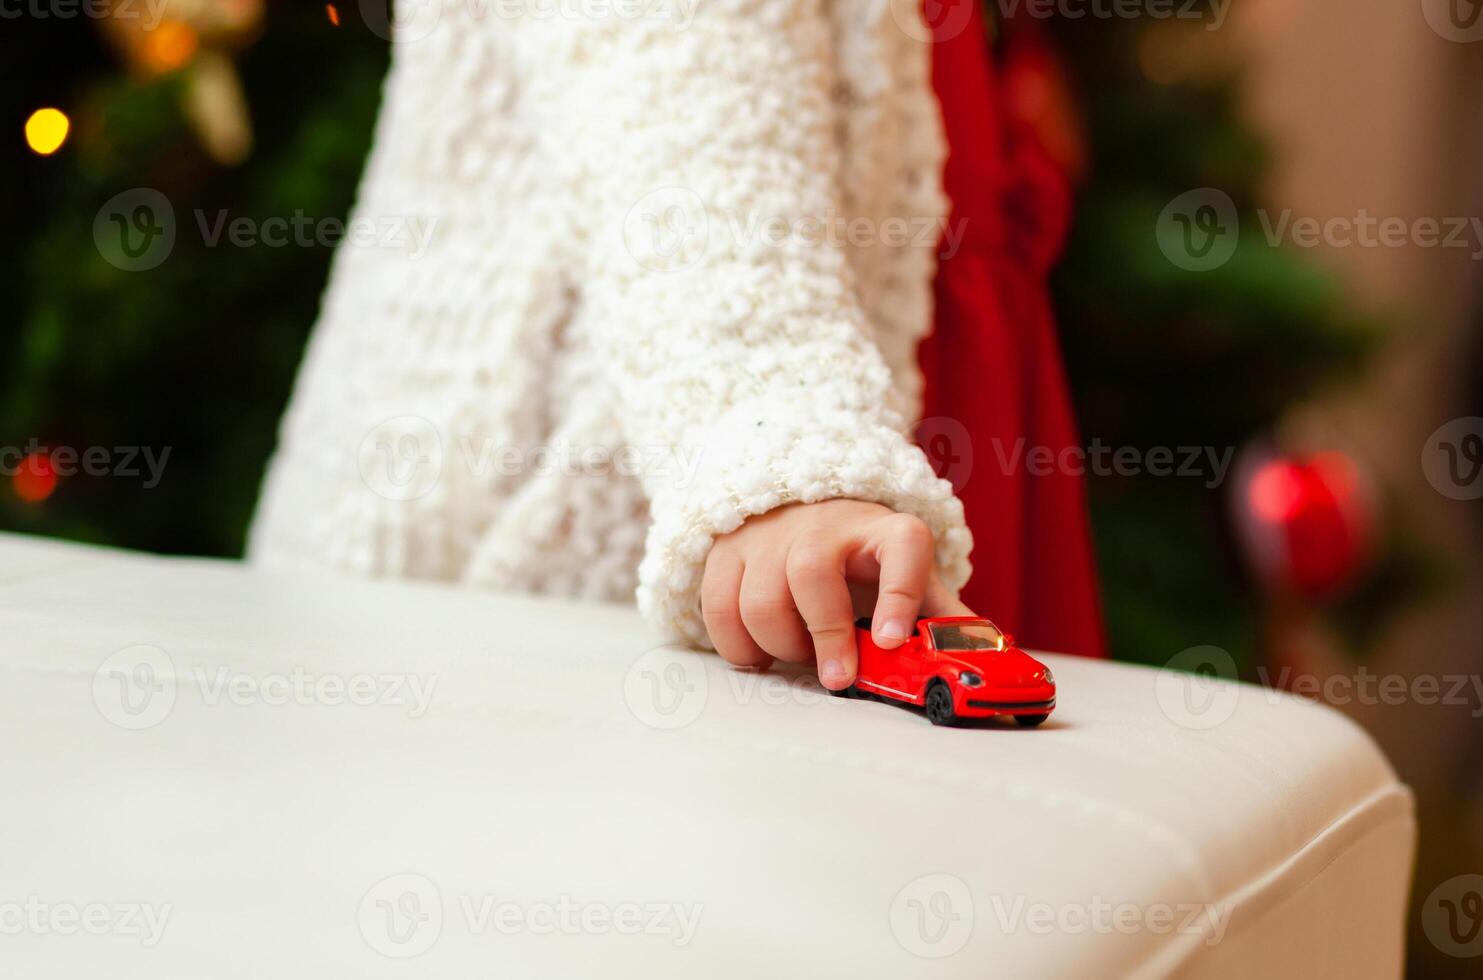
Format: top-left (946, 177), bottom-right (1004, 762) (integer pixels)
top-left (3, 1), bottom-right (1481, 974)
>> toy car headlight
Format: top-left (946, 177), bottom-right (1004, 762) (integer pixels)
top-left (1041, 667), bottom-right (1055, 685)
top-left (958, 671), bottom-right (984, 688)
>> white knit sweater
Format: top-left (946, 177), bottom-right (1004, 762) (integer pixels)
top-left (247, 0), bottom-right (973, 645)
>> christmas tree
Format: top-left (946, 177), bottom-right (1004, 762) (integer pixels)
top-left (3, 3), bottom-right (1402, 672)
top-left (3, 4), bottom-right (387, 554)
top-left (1040, 9), bottom-right (1389, 667)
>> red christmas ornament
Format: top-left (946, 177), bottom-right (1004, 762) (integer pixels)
top-left (1232, 447), bottom-right (1376, 599)
top-left (12, 450), bottom-right (58, 504)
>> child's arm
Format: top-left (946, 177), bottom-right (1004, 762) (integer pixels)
top-left (527, 2), bottom-right (972, 684)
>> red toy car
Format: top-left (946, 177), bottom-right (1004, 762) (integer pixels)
top-left (836, 616), bottom-right (1056, 727)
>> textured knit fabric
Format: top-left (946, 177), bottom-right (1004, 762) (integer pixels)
top-left (247, 0), bottom-right (972, 645)
top-left (920, 10), bottom-right (1107, 657)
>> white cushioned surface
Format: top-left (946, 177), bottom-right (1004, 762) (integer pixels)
top-left (0, 532), bottom-right (1414, 978)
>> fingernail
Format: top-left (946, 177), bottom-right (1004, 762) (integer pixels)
top-left (820, 660), bottom-right (847, 687)
top-left (879, 619), bottom-right (911, 641)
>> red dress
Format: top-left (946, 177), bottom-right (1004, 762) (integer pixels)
top-left (919, 7), bottom-right (1107, 658)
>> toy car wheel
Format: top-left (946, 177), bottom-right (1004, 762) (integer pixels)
top-left (1014, 713), bottom-right (1050, 727)
top-left (827, 685), bottom-right (857, 699)
top-left (924, 681), bottom-right (958, 727)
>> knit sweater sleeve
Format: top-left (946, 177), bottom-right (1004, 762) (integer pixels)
top-left (524, 1), bottom-right (972, 645)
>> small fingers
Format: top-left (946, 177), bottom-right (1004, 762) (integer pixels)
top-left (701, 551), bottom-right (771, 670)
top-left (868, 513), bottom-right (934, 649)
top-left (785, 532), bottom-right (858, 690)
top-left (739, 559), bottom-right (814, 664)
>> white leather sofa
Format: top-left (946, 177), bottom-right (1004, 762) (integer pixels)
top-left (0, 532), bottom-right (1415, 978)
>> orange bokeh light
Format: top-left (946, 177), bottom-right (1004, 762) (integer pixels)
top-left (140, 20), bottom-right (200, 75)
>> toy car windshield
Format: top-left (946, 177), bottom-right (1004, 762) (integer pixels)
top-left (927, 621), bottom-right (1008, 652)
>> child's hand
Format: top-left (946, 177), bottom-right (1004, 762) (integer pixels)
top-left (701, 500), bottom-right (973, 690)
